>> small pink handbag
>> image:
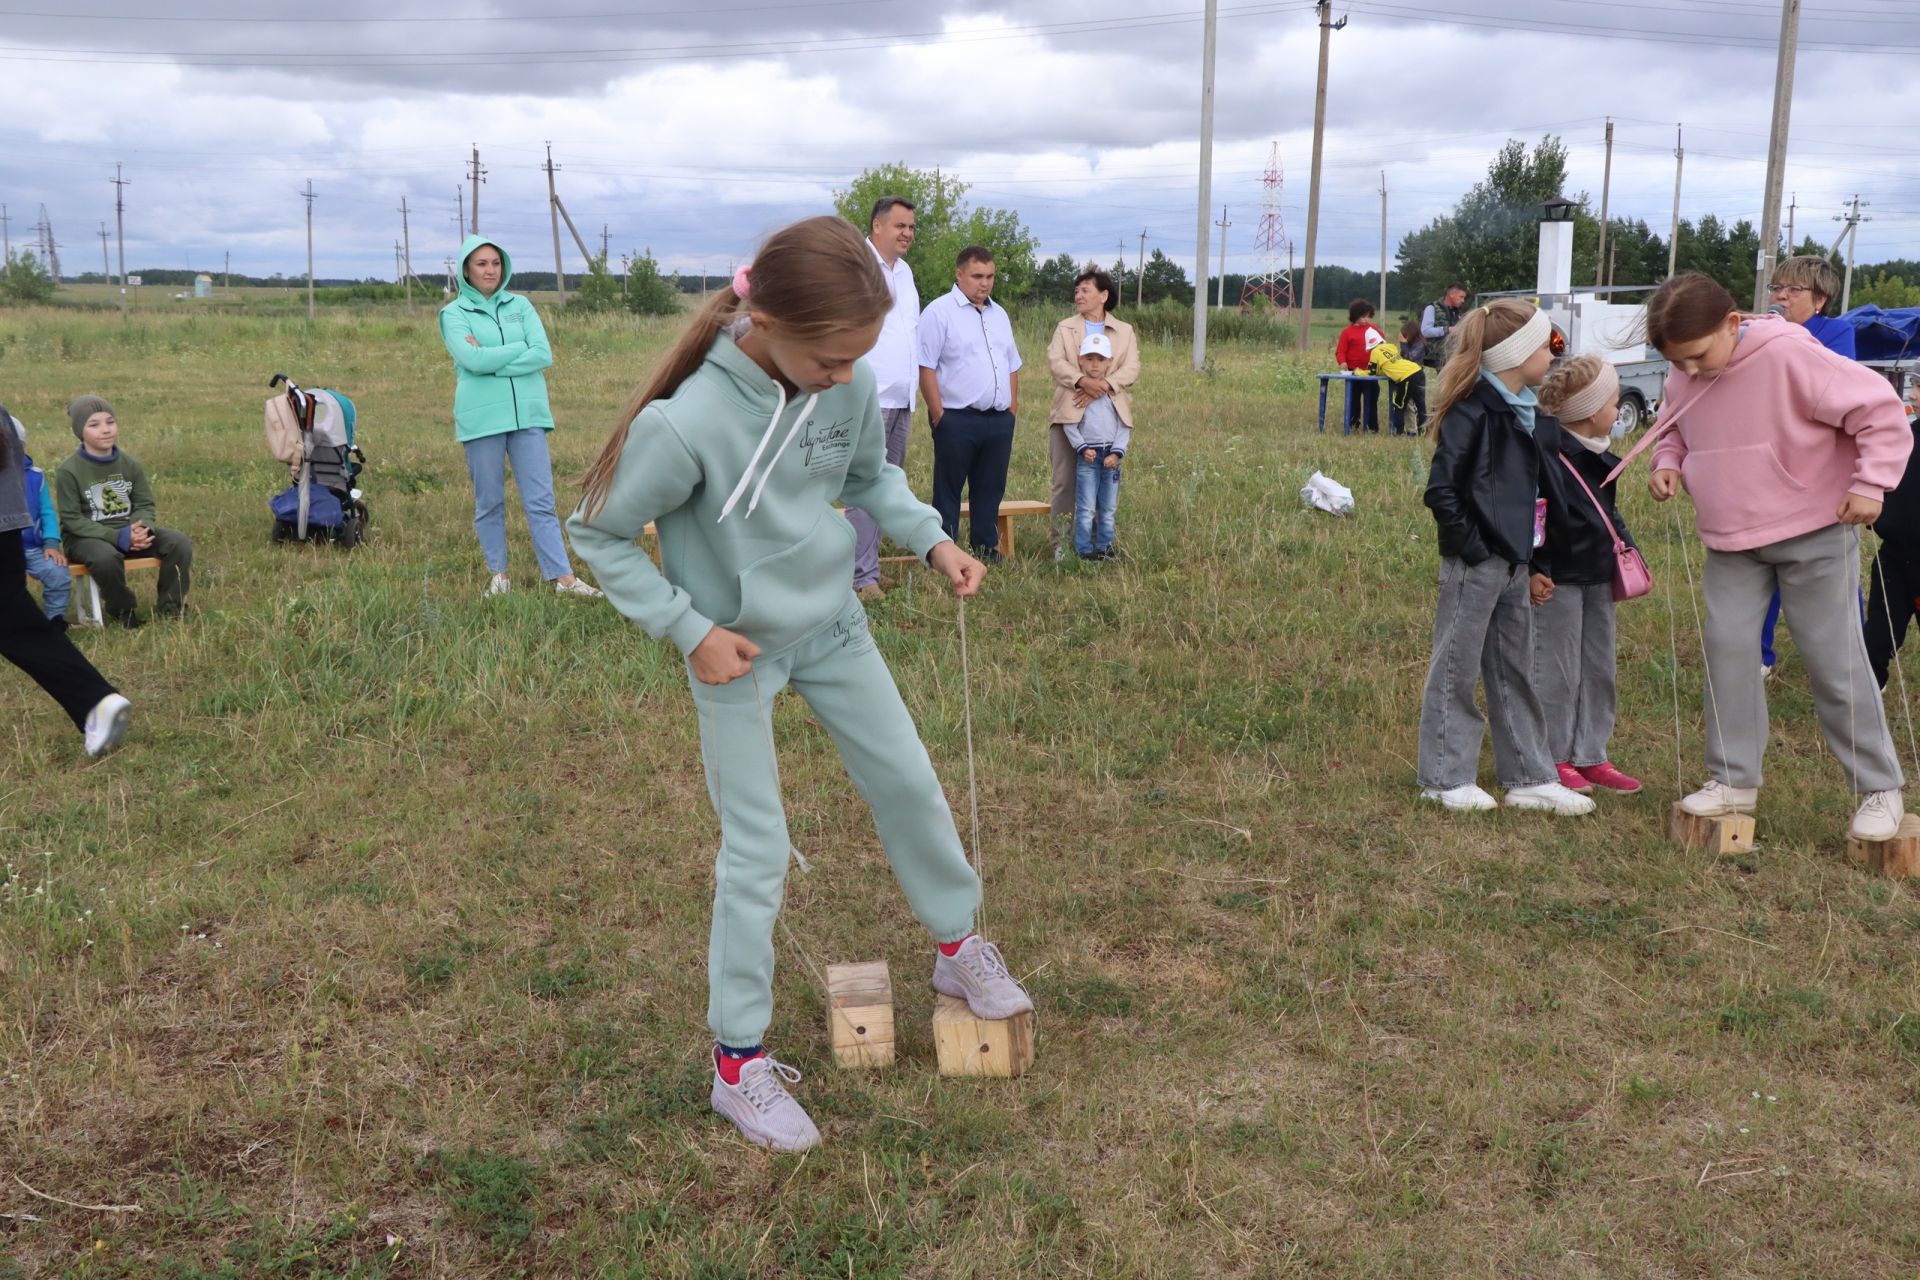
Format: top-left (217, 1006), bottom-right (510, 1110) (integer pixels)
top-left (1559, 454), bottom-right (1653, 601)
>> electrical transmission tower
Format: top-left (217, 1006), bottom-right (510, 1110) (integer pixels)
top-left (1239, 142), bottom-right (1293, 312)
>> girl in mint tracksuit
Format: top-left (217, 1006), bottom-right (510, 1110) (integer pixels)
top-left (568, 216), bottom-right (1035, 1154)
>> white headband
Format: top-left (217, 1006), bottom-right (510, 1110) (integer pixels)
top-left (1480, 308), bottom-right (1552, 373)
top-left (1553, 362), bottom-right (1619, 426)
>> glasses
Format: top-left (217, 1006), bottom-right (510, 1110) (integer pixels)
top-left (1768, 283), bottom-right (1810, 296)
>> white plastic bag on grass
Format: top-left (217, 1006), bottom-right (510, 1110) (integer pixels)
top-left (1300, 470), bottom-right (1355, 517)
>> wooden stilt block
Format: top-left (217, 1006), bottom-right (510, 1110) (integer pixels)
top-left (932, 993), bottom-right (1035, 1078)
top-left (826, 961), bottom-right (894, 1068)
top-left (1669, 802), bottom-right (1756, 856)
top-left (1845, 812), bottom-right (1920, 878)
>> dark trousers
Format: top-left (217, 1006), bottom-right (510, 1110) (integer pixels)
top-left (1344, 379), bottom-right (1380, 432)
top-left (67, 527), bottom-right (193, 619)
top-left (1389, 370), bottom-right (1428, 435)
top-left (0, 528), bottom-right (115, 730)
top-left (930, 407), bottom-right (1015, 551)
top-left (1866, 548), bottom-right (1920, 689)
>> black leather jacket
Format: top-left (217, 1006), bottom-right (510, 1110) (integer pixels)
top-left (1872, 419), bottom-right (1920, 553)
top-left (1540, 427), bottom-right (1636, 587)
top-left (1425, 379), bottom-right (1554, 573)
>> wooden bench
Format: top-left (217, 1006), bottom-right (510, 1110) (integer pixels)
top-left (66, 557), bottom-right (162, 628)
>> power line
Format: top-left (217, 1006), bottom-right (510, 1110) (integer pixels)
top-left (0, 0), bottom-right (907, 21)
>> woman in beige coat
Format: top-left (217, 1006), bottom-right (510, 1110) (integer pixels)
top-left (1046, 269), bottom-right (1140, 557)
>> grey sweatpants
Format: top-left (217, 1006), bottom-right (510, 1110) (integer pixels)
top-left (1532, 582), bottom-right (1617, 767)
top-left (1417, 555), bottom-right (1556, 790)
top-left (1702, 522), bottom-right (1904, 793)
top-left (849, 406), bottom-right (914, 589)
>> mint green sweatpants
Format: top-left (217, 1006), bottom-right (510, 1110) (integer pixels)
top-left (689, 592), bottom-right (981, 1046)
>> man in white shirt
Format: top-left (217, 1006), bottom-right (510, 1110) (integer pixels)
top-left (917, 246), bottom-right (1022, 563)
top-left (849, 196), bottom-right (920, 600)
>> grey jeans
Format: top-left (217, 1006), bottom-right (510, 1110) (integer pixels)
top-left (1532, 582), bottom-right (1617, 767)
top-left (849, 406), bottom-right (914, 588)
top-left (1702, 522), bottom-right (1903, 793)
top-left (1417, 555), bottom-right (1555, 790)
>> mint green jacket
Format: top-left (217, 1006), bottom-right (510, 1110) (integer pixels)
top-left (439, 235), bottom-right (555, 443)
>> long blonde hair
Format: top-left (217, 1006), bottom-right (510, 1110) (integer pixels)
top-left (580, 215), bottom-right (891, 518)
top-left (1430, 298), bottom-right (1539, 426)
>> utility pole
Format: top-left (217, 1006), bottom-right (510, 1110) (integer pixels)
top-left (1135, 229), bottom-right (1147, 308)
top-left (1378, 170), bottom-right (1388, 315)
top-left (1668, 125), bottom-right (1684, 278)
top-left (1785, 191), bottom-right (1797, 256)
top-left (601, 222), bottom-right (610, 263)
top-left (455, 186), bottom-right (465, 242)
top-left (302, 180), bottom-right (316, 321)
top-left (398, 195), bottom-right (414, 309)
top-left (0, 204), bottom-right (9, 260)
top-left (1214, 205), bottom-right (1231, 310)
top-left (1754, 0), bottom-right (1802, 308)
top-left (111, 161), bottom-right (130, 311)
top-left (544, 142), bottom-right (567, 303)
top-left (223, 250), bottom-right (229, 292)
top-left (1298, 0), bottom-right (1344, 352)
top-left (98, 222), bottom-right (109, 282)
top-left (1191, 0), bottom-right (1217, 369)
top-left (468, 144), bottom-right (485, 234)
top-left (1594, 118), bottom-right (1613, 288)
top-left (1834, 195), bottom-right (1869, 312)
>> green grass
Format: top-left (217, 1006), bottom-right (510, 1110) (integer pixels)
top-left (3, 302), bottom-right (1920, 1277)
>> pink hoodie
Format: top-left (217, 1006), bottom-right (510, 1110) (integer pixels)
top-left (1650, 314), bottom-right (1911, 552)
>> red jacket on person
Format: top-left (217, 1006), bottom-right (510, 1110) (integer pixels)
top-left (1336, 322), bottom-right (1383, 373)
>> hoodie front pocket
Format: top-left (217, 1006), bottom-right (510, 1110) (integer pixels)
top-left (723, 512), bottom-right (857, 652)
top-left (1680, 443), bottom-right (1808, 538)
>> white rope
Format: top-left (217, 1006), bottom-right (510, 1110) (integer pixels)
top-left (959, 594), bottom-right (984, 932)
top-left (1673, 501), bottom-right (1730, 792)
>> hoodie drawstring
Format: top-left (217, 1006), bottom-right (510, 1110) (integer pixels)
top-left (716, 387), bottom-right (820, 522)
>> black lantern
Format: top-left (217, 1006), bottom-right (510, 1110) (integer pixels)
top-left (1541, 197), bottom-right (1578, 223)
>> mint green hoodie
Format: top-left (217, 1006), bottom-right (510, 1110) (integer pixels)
top-left (567, 333), bottom-right (950, 657)
top-left (439, 235), bottom-right (555, 442)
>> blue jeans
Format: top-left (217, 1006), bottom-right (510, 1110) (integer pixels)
top-left (1073, 455), bottom-right (1120, 555)
top-left (463, 427), bottom-right (573, 580)
top-left (24, 543), bottom-right (71, 619)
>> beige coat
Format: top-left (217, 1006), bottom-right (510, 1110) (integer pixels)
top-left (1047, 313), bottom-right (1140, 427)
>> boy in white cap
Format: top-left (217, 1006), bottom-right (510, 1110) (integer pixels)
top-left (1065, 333), bottom-right (1130, 560)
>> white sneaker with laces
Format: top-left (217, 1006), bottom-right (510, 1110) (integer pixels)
top-left (1678, 779), bottom-right (1758, 817)
top-left (1419, 784), bottom-right (1497, 811)
top-left (710, 1055), bottom-right (820, 1153)
top-left (554, 577), bottom-right (603, 598)
top-left (82, 693), bottom-right (132, 758)
top-left (1503, 781), bottom-right (1596, 815)
top-left (1851, 790), bottom-right (1904, 841)
top-left (485, 573), bottom-right (511, 597)
top-left (932, 935), bottom-right (1034, 1020)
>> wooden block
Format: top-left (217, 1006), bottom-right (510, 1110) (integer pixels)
top-left (1846, 812), bottom-right (1920, 878)
top-left (932, 993), bottom-right (1035, 1078)
top-left (1669, 802), bottom-right (1755, 856)
top-left (826, 960), bottom-right (894, 1068)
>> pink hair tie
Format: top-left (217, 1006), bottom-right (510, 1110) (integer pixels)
top-left (731, 264), bottom-right (752, 300)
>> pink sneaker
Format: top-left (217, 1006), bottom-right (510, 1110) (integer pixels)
top-left (1555, 762), bottom-right (1593, 793)
top-left (1578, 762), bottom-right (1642, 794)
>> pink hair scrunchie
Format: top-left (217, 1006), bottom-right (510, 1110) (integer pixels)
top-left (732, 264), bottom-right (752, 300)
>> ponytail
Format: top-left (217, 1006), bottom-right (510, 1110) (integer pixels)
top-left (1430, 298), bottom-right (1537, 427)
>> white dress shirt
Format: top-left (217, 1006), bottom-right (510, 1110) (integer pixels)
top-left (865, 240), bottom-right (919, 411)
top-left (917, 285), bottom-right (1022, 413)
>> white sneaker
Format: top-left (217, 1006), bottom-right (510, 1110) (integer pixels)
top-left (932, 935), bottom-right (1034, 1020)
top-left (1678, 779), bottom-right (1758, 817)
top-left (485, 573), bottom-right (511, 597)
top-left (1851, 790), bottom-right (1905, 841)
top-left (710, 1056), bottom-right (820, 1153)
top-left (1503, 781), bottom-right (1596, 815)
top-left (1419, 784), bottom-right (1497, 811)
top-left (1762, 663), bottom-right (1775, 682)
top-left (82, 693), bottom-right (132, 758)
top-left (554, 577), bottom-right (603, 598)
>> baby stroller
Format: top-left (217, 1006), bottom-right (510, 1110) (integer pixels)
top-left (264, 372), bottom-right (368, 547)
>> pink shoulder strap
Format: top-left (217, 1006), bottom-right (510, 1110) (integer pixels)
top-left (1558, 454), bottom-right (1626, 549)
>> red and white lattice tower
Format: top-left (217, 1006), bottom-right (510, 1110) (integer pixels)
top-left (1240, 142), bottom-right (1293, 312)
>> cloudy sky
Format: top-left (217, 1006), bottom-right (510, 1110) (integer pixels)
top-left (6, 0), bottom-right (1920, 287)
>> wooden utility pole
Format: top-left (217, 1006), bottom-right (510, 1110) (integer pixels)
top-left (1378, 170), bottom-right (1388, 315)
top-left (1668, 125), bottom-right (1684, 278)
top-left (455, 186), bottom-right (465, 242)
top-left (1, 204), bottom-right (10, 259)
top-left (1298, 0), bottom-right (1342, 352)
top-left (1215, 205), bottom-right (1231, 310)
top-left (1754, 0), bottom-right (1802, 308)
top-left (468, 144), bottom-right (485, 234)
top-left (600, 223), bottom-right (610, 263)
top-left (302, 180), bottom-right (316, 321)
top-left (1785, 191), bottom-right (1797, 256)
top-left (398, 196), bottom-right (414, 309)
top-left (1594, 118), bottom-right (1613, 287)
top-left (111, 161), bottom-right (130, 311)
top-left (1191, 0), bottom-right (1217, 369)
top-left (98, 222), bottom-right (110, 282)
top-left (223, 249), bottom-right (230, 291)
top-left (1135, 229), bottom-right (1146, 308)
top-left (544, 142), bottom-right (566, 303)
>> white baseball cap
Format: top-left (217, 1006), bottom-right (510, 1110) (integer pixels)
top-left (1078, 333), bottom-right (1113, 358)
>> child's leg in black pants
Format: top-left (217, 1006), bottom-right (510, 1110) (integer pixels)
top-left (1865, 546), bottom-right (1920, 689)
top-left (0, 529), bottom-right (117, 730)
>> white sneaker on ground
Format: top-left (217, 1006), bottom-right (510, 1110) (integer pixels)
top-left (1503, 781), bottom-right (1596, 815)
top-left (1419, 784), bottom-right (1498, 811)
top-left (554, 577), bottom-right (603, 598)
top-left (1762, 663), bottom-right (1775, 682)
top-left (485, 573), bottom-right (511, 597)
top-left (82, 693), bottom-right (132, 758)
top-left (710, 1056), bottom-right (820, 1153)
top-left (1851, 790), bottom-right (1905, 841)
top-left (1678, 779), bottom-right (1758, 817)
top-left (932, 935), bottom-right (1034, 1020)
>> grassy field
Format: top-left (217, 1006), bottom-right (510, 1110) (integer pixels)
top-left (2, 301), bottom-right (1919, 1279)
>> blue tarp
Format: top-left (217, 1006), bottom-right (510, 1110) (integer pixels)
top-left (1841, 305), bottom-right (1920, 363)
top-left (270, 483), bottom-right (344, 529)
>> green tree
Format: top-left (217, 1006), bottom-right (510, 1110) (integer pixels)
top-left (1140, 248), bottom-right (1192, 304)
top-left (1032, 252), bottom-right (1080, 305)
top-left (1853, 271), bottom-right (1920, 310)
top-left (623, 250), bottom-right (678, 317)
top-left (0, 250), bottom-right (54, 304)
top-left (834, 163), bottom-right (1038, 305)
top-left (568, 253), bottom-right (624, 312)
top-left (1396, 136), bottom-right (1580, 303)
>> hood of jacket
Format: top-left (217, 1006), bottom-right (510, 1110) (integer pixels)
top-left (454, 234), bottom-right (514, 310)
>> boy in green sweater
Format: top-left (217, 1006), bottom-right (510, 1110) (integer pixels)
top-left (56, 396), bottom-right (193, 626)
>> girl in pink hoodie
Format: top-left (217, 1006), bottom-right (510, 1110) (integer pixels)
top-left (1645, 273), bottom-right (1912, 842)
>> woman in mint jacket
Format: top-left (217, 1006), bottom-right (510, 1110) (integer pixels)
top-left (440, 235), bottom-right (600, 597)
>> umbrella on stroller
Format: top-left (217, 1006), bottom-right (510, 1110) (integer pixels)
top-left (265, 372), bottom-right (368, 547)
